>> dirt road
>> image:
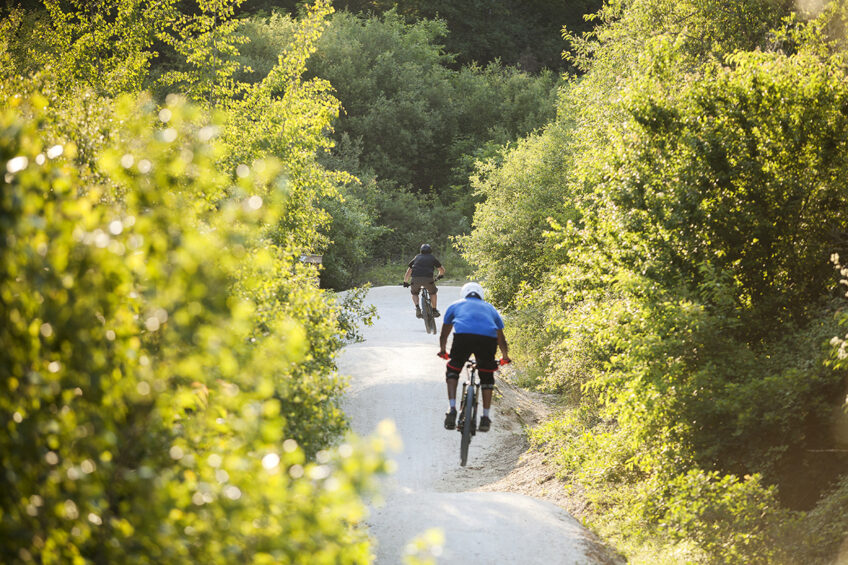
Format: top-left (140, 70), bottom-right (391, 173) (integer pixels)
top-left (338, 285), bottom-right (605, 564)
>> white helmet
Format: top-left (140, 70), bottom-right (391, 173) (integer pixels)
top-left (460, 282), bottom-right (485, 300)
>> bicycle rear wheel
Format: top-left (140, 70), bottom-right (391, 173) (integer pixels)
top-left (460, 386), bottom-right (474, 466)
top-left (420, 291), bottom-right (435, 334)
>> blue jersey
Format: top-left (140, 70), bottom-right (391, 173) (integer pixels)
top-left (443, 296), bottom-right (504, 338)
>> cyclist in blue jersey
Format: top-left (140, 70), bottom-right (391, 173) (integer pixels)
top-left (403, 243), bottom-right (445, 318)
top-left (438, 282), bottom-right (510, 432)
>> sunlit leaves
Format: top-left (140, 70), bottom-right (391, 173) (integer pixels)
top-left (459, 118), bottom-right (578, 309)
top-left (157, 0), bottom-right (252, 106)
top-left (0, 0), bottom-right (391, 557)
top-left (26, 0), bottom-right (174, 96)
top-left (464, 1), bottom-right (848, 561)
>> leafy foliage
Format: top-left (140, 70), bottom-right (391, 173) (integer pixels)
top-left (220, 0), bottom-right (347, 253)
top-left (20, 0), bottom-right (171, 96)
top-left (157, 0), bottom-right (251, 105)
top-left (306, 10), bottom-right (457, 191)
top-left (0, 91), bottom-right (391, 563)
top-left (232, 8), bottom-right (560, 288)
top-left (465, 0), bottom-right (848, 562)
top-left (0, 0), bottom-right (394, 562)
top-left (328, 0), bottom-right (604, 72)
top-left (230, 0), bottom-right (606, 72)
top-left (309, 11), bottom-right (559, 286)
top-left (458, 117), bottom-right (577, 308)
top-left (304, 9), bottom-right (560, 193)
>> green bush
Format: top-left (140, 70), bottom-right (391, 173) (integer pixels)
top-left (330, 0), bottom-right (603, 72)
top-left (791, 474), bottom-right (848, 563)
top-left (0, 1), bottom-right (396, 561)
top-left (230, 7), bottom-right (561, 289)
top-left (465, 1), bottom-right (848, 562)
top-left (657, 470), bottom-right (796, 564)
top-left (305, 9), bottom-right (456, 191)
top-left (458, 117), bottom-right (576, 309)
top-left (0, 92), bottom-right (391, 563)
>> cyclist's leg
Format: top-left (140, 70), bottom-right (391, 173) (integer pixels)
top-left (445, 333), bottom-right (473, 403)
top-left (473, 336), bottom-right (498, 432)
top-left (410, 278), bottom-right (421, 307)
top-left (424, 280), bottom-right (439, 314)
top-left (426, 280), bottom-right (438, 308)
top-left (473, 335), bottom-right (499, 410)
top-left (481, 387), bottom-right (493, 411)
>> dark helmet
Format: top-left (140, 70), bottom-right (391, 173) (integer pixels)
top-left (420, 243), bottom-right (432, 254)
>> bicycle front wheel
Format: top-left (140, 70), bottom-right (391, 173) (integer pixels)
top-left (420, 292), bottom-right (435, 334)
top-left (460, 386), bottom-right (474, 466)
top-left (426, 309), bottom-right (436, 334)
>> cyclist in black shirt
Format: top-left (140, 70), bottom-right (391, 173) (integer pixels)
top-left (403, 243), bottom-right (445, 318)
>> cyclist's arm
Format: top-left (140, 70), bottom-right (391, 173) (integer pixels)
top-left (439, 323), bottom-right (453, 355)
top-left (496, 329), bottom-right (510, 362)
top-left (403, 267), bottom-right (412, 283)
top-left (437, 265), bottom-right (445, 278)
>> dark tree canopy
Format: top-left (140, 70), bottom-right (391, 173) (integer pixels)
top-left (237, 0), bottom-right (603, 71)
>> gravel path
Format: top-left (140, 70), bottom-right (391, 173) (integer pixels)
top-left (338, 285), bottom-right (608, 564)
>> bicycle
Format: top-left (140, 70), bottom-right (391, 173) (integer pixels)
top-left (440, 353), bottom-right (509, 466)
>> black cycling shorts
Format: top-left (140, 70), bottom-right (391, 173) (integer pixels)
top-left (445, 333), bottom-right (498, 386)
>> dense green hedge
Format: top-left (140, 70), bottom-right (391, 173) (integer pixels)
top-left (0, 1), bottom-right (393, 562)
top-left (0, 88), bottom-right (393, 564)
top-left (465, 0), bottom-right (848, 562)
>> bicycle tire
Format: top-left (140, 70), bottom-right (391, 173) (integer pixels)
top-left (471, 385), bottom-right (479, 437)
top-left (420, 290), bottom-right (435, 334)
top-left (460, 385), bottom-right (474, 466)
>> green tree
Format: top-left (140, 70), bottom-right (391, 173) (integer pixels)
top-left (458, 116), bottom-right (577, 308)
top-left (0, 0), bottom-right (392, 561)
top-left (0, 91), bottom-right (391, 564)
top-left (302, 9), bottom-right (560, 193)
top-left (17, 0), bottom-right (172, 96)
top-left (463, 0), bottom-right (848, 562)
top-left (305, 9), bottom-right (456, 190)
top-left (231, 8), bottom-right (559, 287)
top-left (157, 0), bottom-right (252, 105)
top-left (221, 0), bottom-right (346, 252)
top-left (331, 0), bottom-right (604, 72)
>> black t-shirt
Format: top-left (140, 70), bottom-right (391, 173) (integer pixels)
top-left (408, 253), bottom-right (441, 278)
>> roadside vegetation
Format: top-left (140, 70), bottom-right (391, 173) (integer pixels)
top-left (5, 0), bottom-right (845, 562)
top-left (461, 0), bottom-right (848, 562)
top-left (0, 1), bottom-right (392, 562)
top-left (0, 0), bottom-right (598, 562)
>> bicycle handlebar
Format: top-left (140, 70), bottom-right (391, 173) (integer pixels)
top-left (402, 276), bottom-right (441, 286)
top-left (436, 352), bottom-right (511, 365)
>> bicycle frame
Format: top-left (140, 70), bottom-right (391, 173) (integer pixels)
top-left (457, 359), bottom-right (480, 466)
